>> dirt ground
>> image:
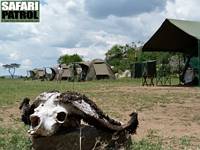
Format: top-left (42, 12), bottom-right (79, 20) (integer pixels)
top-left (136, 102), bottom-right (200, 145)
top-left (121, 86), bottom-right (200, 148)
top-left (1, 86), bottom-right (200, 148)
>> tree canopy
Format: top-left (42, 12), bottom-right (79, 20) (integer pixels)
top-left (58, 54), bottom-right (83, 65)
top-left (105, 43), bottom-right (183, 73)
top-left (105, 43), bottom-right (138, 72)
top-left (2, 63), bottom-right (20, 78)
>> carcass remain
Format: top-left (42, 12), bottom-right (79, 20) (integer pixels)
top-left (19, 91), bottom-right (138, 137)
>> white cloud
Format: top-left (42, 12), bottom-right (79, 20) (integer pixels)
top-left (9, 52), bottom-right (21, 61)
top-left (165, 0), bottom-right (200, 20)
top-left (58, 30), bottom-right (131, 60)
top-left (58, 47), bottom-right (105, 60)
top-left (1, 0), bottom-right (200, 76)
top-left (84, 0), bottom-right (166, 18)
top-left (21, 59), bottom-right (32, 69)
top-left (0, 62), bottom-right (3, 67)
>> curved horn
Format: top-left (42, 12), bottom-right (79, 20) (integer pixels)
top-left (60, 91), bottom-right (138, 134)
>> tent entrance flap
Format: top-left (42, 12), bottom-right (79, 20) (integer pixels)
top-left (93, 64), bottom-right (110, 75)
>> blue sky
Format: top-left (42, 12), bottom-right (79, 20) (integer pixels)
top-left (1, 0), bottom-right (200, 76)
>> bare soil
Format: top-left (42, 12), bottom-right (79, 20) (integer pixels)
top-left (136, 102), bottom-right (200, 144)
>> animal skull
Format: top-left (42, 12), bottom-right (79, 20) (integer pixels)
top-left (20, 91), bottom-right (138, 137)
top-left (28, 92), bottom-right (68, 136)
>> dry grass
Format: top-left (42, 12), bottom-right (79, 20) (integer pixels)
top-left (0, 78), bottom-right (200, 149)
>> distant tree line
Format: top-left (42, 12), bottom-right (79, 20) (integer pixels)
top-left (105, 42), bottom-right (183, 73)
top-left (0, 45), bottom-right (183, 79)
top-left (57, 43), bottom-right (184, 74)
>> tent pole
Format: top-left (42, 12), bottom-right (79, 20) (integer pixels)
top-left (198, 40), bottom-right (200, 86)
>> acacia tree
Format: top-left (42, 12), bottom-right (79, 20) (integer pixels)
top-left (3, 63), bottom-right (20, 78)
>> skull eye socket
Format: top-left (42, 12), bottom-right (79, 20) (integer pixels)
top-left (56, 112), bottom-right (66, 123)
top-left (30, 116), bottom-right (40, 128)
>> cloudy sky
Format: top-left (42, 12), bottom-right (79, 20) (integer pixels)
top-left (1, 0), bottom-right (200, 76)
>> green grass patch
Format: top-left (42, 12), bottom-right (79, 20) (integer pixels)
top-left (179, 136), bottom-right (191, 147)
top-left (0, 126), bottom-right (31, 150)
top-left (192, 114), bottom-right (200, 125)
top-left (0, 78), bottom-right (200, 149)
top-left (131, 139), bottom-right (163, 150)
top-left (131, 129), bottom-right (163, 150)
top-left (0, 78), bottom-right (141, 107)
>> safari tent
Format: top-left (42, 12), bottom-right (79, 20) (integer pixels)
top-left (28, 70), bottom-right (36, 80)
top-left (142, 18), bottom-right (200, 85)
top-left (76, 61), bottom-right (90, 81)
top-left (60, 64), bottom-right (72, 79)
top-left (47, 60), bottom-right (115, 81)
top-left (30, 68), bottom-right (46, 80)
top-left (86, 59), bottom-right (115, 80)
top-left (50, 64), bottom-right (72, 80)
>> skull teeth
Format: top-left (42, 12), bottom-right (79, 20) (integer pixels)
top-left (28, 129), bottom-right (35, 135)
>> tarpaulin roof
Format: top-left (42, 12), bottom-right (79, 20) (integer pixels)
top-left (94, 64), bottom-right (110, 75)
top-left (142, 19), bottom-right (200, 56)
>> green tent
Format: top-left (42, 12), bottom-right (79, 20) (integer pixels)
top-left (142, 18), bottom-right (200, 85)
top-left (30, 68), bottom-right (46, 80)
top-left (86, 59), bottom-right (115, 80)
top-left (60, 64), bottom-right (72, 79)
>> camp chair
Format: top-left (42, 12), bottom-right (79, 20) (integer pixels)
top-left (142, 60), bottom-right (156, 86)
